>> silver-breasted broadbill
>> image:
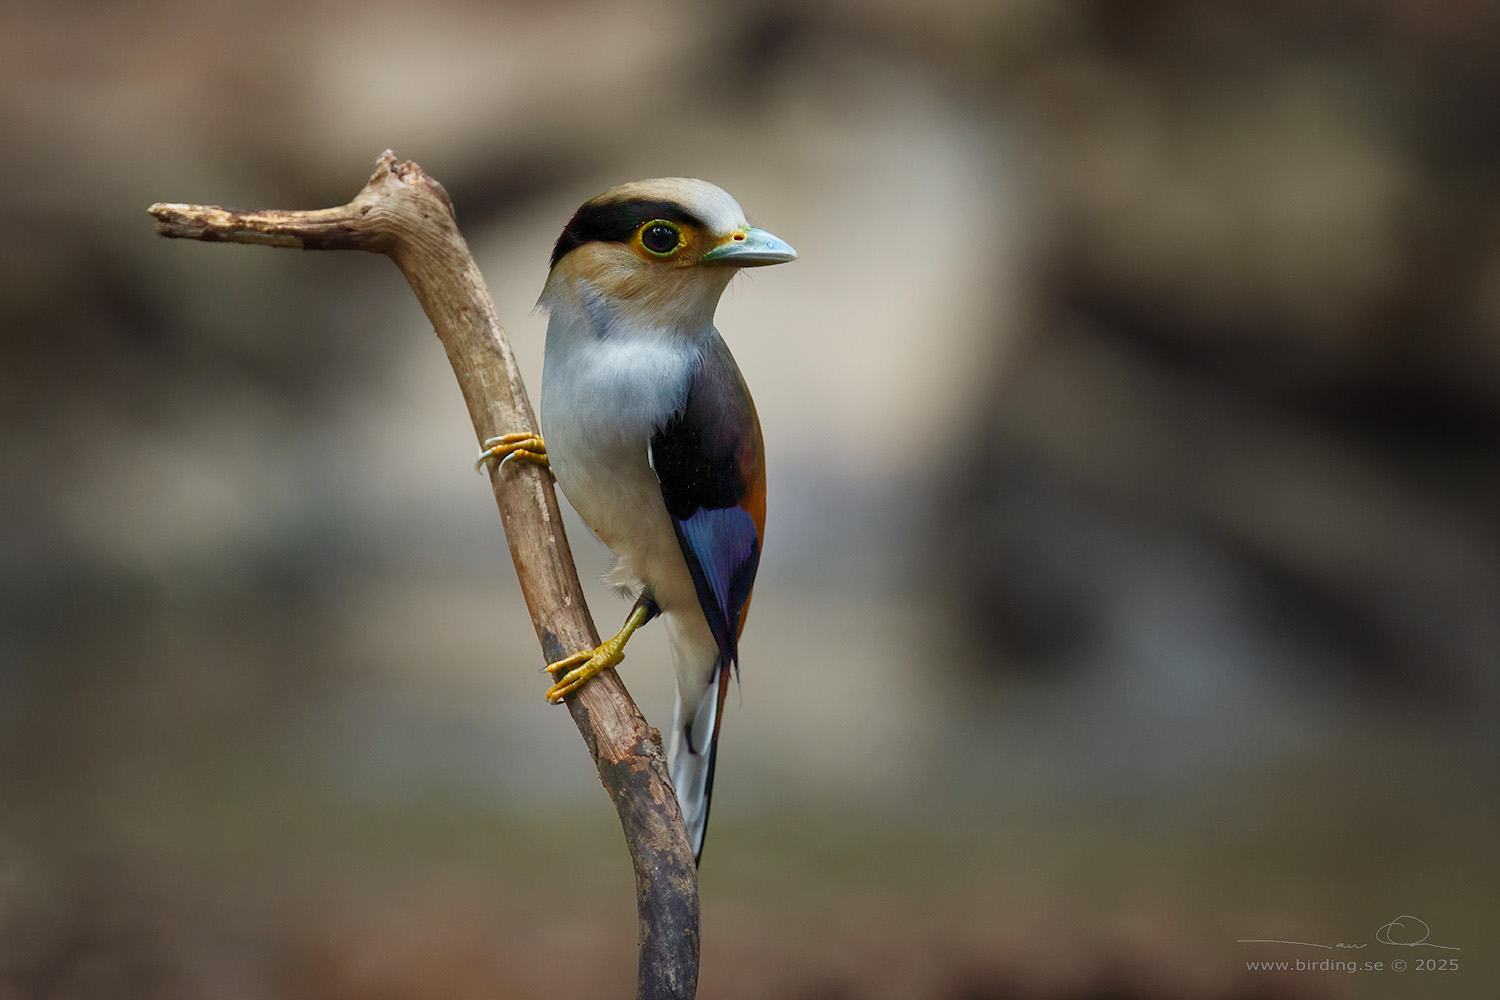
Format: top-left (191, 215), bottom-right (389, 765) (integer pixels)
top-left (478, 178), bottom-right (796, 862)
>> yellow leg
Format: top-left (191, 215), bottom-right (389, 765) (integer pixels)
top-left (475, 432), bottom-right (548, 474)
top-left (543, 601), bottom-right (656, 704)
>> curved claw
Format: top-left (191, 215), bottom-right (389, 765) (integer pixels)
top-left (540, 601), bottom-right (656, 703)
top-left (543, 641), bottom-right (624, 703)
top-left (475, 432), bottom-right (548, 474)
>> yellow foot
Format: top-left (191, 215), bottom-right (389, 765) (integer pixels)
top-left (475, 432), bottom-right (548, 474)
top-left (541, 600), bottom-right (656, 704)
top-left (542, 636), bottom-right (627, 704)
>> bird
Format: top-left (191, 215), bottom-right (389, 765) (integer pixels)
top-left (476, 178), bottom-right (797, 862)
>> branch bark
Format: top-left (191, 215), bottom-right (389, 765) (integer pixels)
top-left (150, 151), bottom-right (699, 1000)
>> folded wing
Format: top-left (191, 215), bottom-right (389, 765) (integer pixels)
top-left (649, 337), bottom-right (765, 860)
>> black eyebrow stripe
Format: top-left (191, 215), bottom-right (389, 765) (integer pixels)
top-left (550, 198), bottom-right (706, 269)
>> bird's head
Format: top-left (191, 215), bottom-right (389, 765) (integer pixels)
top-left (540, 178), bottom-right (797, 331)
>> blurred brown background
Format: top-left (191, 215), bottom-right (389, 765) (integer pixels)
top-left (2, 2), bottom-right (1497, 998)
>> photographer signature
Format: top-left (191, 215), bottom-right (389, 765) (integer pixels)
top-left (1238, 915), bottom-right (1460, 951)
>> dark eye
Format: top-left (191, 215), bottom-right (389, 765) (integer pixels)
top-left (640, 222), bottom-right (682, 256)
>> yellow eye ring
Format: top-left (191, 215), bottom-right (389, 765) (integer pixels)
top-left (639, 220), bottom-right (685, 257)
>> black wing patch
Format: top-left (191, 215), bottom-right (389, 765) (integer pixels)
top-left (651, 379), bottom-right (761, 667)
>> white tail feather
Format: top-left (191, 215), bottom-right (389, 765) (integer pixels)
top-left (668, 667), bottom-right (726, 862)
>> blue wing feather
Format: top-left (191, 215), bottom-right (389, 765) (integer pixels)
top-left (674, 506), bottom-right (760, 666)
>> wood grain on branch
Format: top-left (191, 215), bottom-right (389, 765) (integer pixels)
top-left (150, 151), bottom-right (699, 1000)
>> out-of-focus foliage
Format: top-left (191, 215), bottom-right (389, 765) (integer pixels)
top-left (2, 2), bottom-right (1495, 998)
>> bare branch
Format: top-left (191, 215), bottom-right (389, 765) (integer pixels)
top-left (150, 151), bottom-right (699, 1000)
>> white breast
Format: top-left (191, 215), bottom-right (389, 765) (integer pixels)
top-left (539, 301), bottom-right (702, 607)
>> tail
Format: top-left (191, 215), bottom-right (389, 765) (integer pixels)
top-left (668, 660), bottom-right (732, 865)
